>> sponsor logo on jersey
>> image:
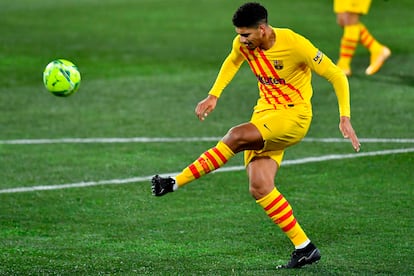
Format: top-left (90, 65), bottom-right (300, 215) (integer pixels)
top-left (256, 74), bottom-right (286, 85)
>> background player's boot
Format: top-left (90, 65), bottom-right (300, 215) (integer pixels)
top-left (277, 242), bottom-right (321, 269)
top-left (365, 46), bottom-right (391, 75)
top-left (151, 175), bottom-right (175, 196)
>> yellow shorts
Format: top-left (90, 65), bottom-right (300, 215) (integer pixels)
top-left (244, 104), bottom-right (312, 167)
top-left (334, 0), bottom-right (372, 15)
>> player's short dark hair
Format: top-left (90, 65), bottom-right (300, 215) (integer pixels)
top-left (232, 2), bottom-right (268, 28)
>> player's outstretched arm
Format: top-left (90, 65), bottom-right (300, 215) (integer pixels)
top-left (339, 116), bottom-right (361, 152)
top-left (195, 94), bottom-right (218, 121)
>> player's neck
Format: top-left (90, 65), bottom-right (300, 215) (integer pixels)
top-left (259, 26), bottom-right (275, 50)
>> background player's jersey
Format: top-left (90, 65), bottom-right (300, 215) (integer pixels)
top-left (208, 27), bottom-right (351, 117)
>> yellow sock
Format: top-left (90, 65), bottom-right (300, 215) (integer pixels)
top-left (256, 188), bottom-right (309, 247)
top-left (337, 24), bottom-right (360, 69)
top-left (175, 141), bottom-right (235, 187)
top-left (359, 23), bottom-right (383, 54)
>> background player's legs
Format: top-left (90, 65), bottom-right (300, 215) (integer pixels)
top-left (336, 12), bottom-right (361, 76)
top-left (337, 7), bottom-right (391, 76)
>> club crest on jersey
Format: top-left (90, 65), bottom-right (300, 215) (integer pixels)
top-left (273, 60), bottom-right (284, 70)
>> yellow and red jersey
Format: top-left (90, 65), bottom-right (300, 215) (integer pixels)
top-left (208, 27), bottom-right (351, 117)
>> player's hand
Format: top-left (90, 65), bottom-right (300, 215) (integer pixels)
top-left (195, 94), bottom-right (218, 121)
top-left (339, 116), bottom-right (361, 152)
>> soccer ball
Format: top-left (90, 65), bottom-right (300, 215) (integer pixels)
top-left (43, 59), bottom-right (81, 97)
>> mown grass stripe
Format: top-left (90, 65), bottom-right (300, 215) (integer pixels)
top-left (1, 147), bottom-right (413, 194)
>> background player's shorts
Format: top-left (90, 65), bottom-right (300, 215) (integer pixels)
top-left (244, 104), bottom-right (312, 167)
top-left (334, 0), bottom-right (372, 15)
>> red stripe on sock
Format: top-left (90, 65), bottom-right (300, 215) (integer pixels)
top-left (204, 151), bottom-right (220, 169)
top-left (341, 45), bottom-right (356, 50)
top-left (360, 28), bottom-right (367, 36)
top-left (197, 157), bottom-right (211, 173)
top-left (189, 164), bottom-right (200, 179)
top-left (366, 38), bottom-right (374, 48)
top-left (268, 201), bottom-right (289, 218)
top-left (212, 147), bottom-right (228, 163)
top-left (264, 194), bottom-right (283, 211)
top-left (275, 209), bottom-right (293, 224)
top-left (343, 38), bottom-right (358, 43)
top-left (282, 218), bottom-right (297, 232)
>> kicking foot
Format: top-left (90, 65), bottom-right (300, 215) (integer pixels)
top-left (277, 242), bottom-right (321, 269)
top-left (365, 46), bottom-right (391, 75)
top-left (151, 175), bottom-right (175, 196)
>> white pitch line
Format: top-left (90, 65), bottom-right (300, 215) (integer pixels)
top-left (1, 147), bottom-right (413, 194)
top-left (0, 137), bottom-right (221, 144)
top-left (0, 137), bottom-right (413, 145)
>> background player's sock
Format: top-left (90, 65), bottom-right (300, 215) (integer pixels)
top-left (337, 24), bottom-right (360, 76)
top-left (359, 23), bottom-right (383, 54)
top-left (359, 23), bottom-right (391, 75)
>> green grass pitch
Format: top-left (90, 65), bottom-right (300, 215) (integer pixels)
top-left (1, 0), bottom-right (413, 274)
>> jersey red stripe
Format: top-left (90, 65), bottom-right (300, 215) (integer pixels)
top-left (260, 83), bottom-right (282, 106)
top-left (258, 49), bottom-right (305, 101)
top-left (255, 49), bottom-right (292, 102)
top-left (240, 47), bottom-right (283, 105)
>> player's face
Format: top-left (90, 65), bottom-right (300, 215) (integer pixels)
top-left (235, 25), bottom-right (264, 50)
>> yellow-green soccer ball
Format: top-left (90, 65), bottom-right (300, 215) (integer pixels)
top-left (43, 59), bottom-right (81, 97)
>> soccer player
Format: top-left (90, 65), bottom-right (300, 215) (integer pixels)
top-left (334, 0), bottom-right (391, 76)
top-left (152, 2), bottom-right (360, 269)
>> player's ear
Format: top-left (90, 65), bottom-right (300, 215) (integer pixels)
top-left (258, 24), bottom-right (266, 35)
